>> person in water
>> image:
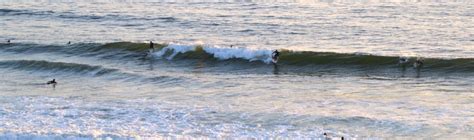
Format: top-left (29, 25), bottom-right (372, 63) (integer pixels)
top-left (47, 79), bottom-right (57, 85)
top-left (7, 40), bottom-right (10, 44)
top-left (414, 57), bottom-right (424, 69)
top-left (149, 41), bottom-right (154, 53)
top-left (272, 50), bottom-right (280, 63)
top-left (399, 57), bottom-right (409, 65)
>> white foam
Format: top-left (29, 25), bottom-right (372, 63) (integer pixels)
top-left (203, 45), bottom-right (274, 64)
top-left (153, 43), bottom-right (275, 64)
top-left (153, 43), bottom-right (195, 60)
top-left (0, 96), bottom-right (329, 139)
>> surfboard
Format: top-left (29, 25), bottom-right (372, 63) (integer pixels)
top-left (271, 52), bottom-right (279, 64)
top-left (271, 51), bottom-right (279, 64)
top-left (272, 58), bottom-right (278, 64)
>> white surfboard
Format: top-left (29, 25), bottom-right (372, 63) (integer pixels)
top-left (271, 53), bottom-right (279, 64)
top-left (271, 56), bottom-right (279, 64)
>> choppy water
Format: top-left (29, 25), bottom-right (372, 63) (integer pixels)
top-left (0, 0), bottom-right (473, 139)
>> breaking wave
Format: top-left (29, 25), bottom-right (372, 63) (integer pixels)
top-left (150, 43), bottom-right (474, 73)
top-left (1, 42), bottom-right (473, 73)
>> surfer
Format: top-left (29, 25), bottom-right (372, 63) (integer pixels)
top-left (149, 41), bottom-right (154, 53)
top-left (46, 79), bottom-right (57, 85)
top-left (413, 57), bottom-right (424, 69)
top-left (230, 45), bottom-right (233, 48)
top-left (149, 41), bottom-right (154, 49)
top-left (399, 57), bottom-right (409, 65)
top-left (7, 40), bottom-right (10, 44)
top-left (67, 41), bottom-right (71, 45)
top-left (272, 50), bottom-right (280, 64)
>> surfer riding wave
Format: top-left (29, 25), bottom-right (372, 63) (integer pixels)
top-left (272, 50), bottom-right (280, 64)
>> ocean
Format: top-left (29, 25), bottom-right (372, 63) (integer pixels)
top-left (0, 0), bottom-right (473, 139)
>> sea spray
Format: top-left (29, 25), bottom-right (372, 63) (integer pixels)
top-left (153, 43), bottom-right (196, 60)
top-left (153, 43), bottom-right (275, 63)
top-left (202, 45), bottom-right (274, 63)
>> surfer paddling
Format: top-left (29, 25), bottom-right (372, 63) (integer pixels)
top-left (272, 50), bottom-right (280, 64)
top-left (398, 57), bottom-right (409, 65)
top-left (46, 79), bottom-right (57, 85)
top-left (7, 40), bottom-right (11, 44)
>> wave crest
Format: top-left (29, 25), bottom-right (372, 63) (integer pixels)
top-left (0, 60), bottom-right (118, 76)
top-left (1, 42), bottom-right (473, 73)
top-left (153, 43), bottom-right (274, 63)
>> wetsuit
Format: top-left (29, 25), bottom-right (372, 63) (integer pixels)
top-left (272, 50), bottom-right (280, 60)
top-left (47, 79), bottom-right (56, 84)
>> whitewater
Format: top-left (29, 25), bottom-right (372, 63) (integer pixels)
top-left (0, 0), bottom-right (473, 139)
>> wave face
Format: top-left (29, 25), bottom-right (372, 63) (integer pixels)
top-left (153, 43), bottom-right (274, 63)
top-left (0, 8), bottom-right (54, 16)
top-left (0, 60), bottom-right (118, 76)
top-left (1, 42), bottom-right (473, 74)
top-left (150, 43), bottom-right (474, 73)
